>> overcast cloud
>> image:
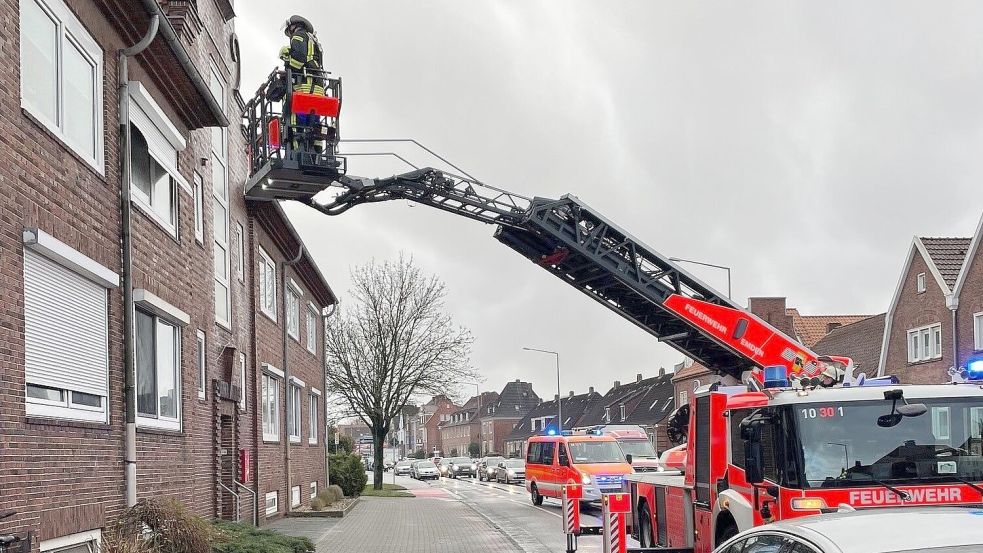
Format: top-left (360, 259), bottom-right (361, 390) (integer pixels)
top-left (237, 1), bottom-right (983, 404)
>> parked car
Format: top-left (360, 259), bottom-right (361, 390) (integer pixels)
top-left (713, 506), bottom-right (983, 553)
top-left (477, 456), bottom-right (505, 481)
top-left (495, 459), bottom-right (525, 484)
top-left (446, 456), bottom-right (476, 478)
top-left (411, 460), bottom-right (440, 480)
top-left (393, 460), bottom-right (414, 476)
top-left (525, 434), bottom-right (632, 505)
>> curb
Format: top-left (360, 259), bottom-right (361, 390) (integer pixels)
top-left (287, 497), bottom-right (360, 518)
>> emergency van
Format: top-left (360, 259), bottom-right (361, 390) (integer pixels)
top-left (525, 433), bottom-right (633, 505)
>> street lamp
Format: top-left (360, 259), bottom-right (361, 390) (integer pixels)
top-left (668, 257), bottom-right (732, 299)
top-left (523, 347), bottom-right (562, 433)
top-left (827, 442), bottom-right (850, 470)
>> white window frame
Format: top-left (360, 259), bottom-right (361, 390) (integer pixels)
top-left (196, 330), bottom-right (206, 400)
top-left (286, 280), bottom-right (301, 341)
top-left (193, 172), bottom-right (204, 244)
top-left (265, 491), bottom-right (278, 516)
top-left (916, 272), bottom-right (927, 294)
top-left (288, 381), bottom-right (302, 443)
top-left (262, 369), bottom-right (281, 442)
top-left (23, 235), bottom-right (115, 423)
top-left (135, 310), bottom-right (182, 431)
top-left (309, 389), bottom-right (320, 444)
top-left (907, 323), bottom-right (943, 363)
top-left (210, 67), bottom-right (230, 328)
top-left (19, 0), bottom-right (104, 172)
top-left (238, 352), bottom-right (247, 412)
top-left (40, 529), bottom-right (101, 553)
top-left (974, 312), bottom-right (983, 352)
top-left (679, 390), bottom-right (688, 406)
top-left (291, 485), bottom-right (302, 507)
top-left (259, 248), bottom-right (277, 321)
top-left (236, 222), bottom-right (245, 282)
top-left (620, 403), bottom-right (626, 422)
top-left (310, 481), bottom-right (318, 498)
top-left (129, 122), bottom-right (179, 237)
top-left (932, 406), bottom-right (951, 440)
top-left (306, 303), bottom-right (318, 354)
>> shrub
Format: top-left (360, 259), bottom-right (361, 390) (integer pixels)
top-left (213, 521), bottom-right (313, 553)
top-left (309, 497), bottom-right (326, 511)
top-left (329, 453), bottom-right (367, 497)
top-left (102, 498), bottom-right (222, 553)
top-left (327, 484), bottom-right (344, 502)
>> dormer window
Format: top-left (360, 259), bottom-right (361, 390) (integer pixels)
top-left (916, 272), bottom-right (926, 294)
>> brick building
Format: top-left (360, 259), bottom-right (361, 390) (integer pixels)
top-left (476, 380), bottom-right (540, 455)
top-left (0, 0), bottom-right (335, 548)
top-left (416, 394), bottom-right (458, 456)
top-left (439, 391), bottom-right (498, 457)
top-left (504, 389), bottom-right (603, 458)
top-left (579, 373), bottom-right (675, 453)
top-left (813, 314), bottom-right (886, 377)
top-left (879, 214), bottom-right (983, 383)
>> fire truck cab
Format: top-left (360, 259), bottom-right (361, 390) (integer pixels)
top-left (629, 379), bottom-right (983, 552)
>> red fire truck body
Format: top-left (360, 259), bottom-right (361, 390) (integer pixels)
top-left (628, 383), bottom-right (983, 552)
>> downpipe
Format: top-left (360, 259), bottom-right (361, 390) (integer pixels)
top-left (321, 303), bottom-right (337, 487)
top-left (119, 14), bottom-right (160, 509)
top-left (282, 245), bottom-right (304, 513)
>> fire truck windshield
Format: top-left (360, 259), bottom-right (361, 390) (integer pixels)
top-left (568, 441), bottom-right (627, 464)
top-left (617, 440), bottom-right (658, 458)
top-left (795, 398), bottom-right (983, 488)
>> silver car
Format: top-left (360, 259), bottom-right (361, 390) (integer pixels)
top-left (393, 460), bottom-right (414, 476)
top-left (713, 506), bottom-right (983, 553)
top-left (494, 459), bottom-right (525, 484)
top-left (411, 460), bottom-right (439, 480)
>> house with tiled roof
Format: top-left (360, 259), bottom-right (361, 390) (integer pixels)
top-left (813, 314), bottom-right (886, 376)
top-left (579, 372), bottom-right (676, 453)
top-left (476, 380), bottom-right (540, 455)
top-left (879, 213), bottom-right (983, 383)
top-left (439, 391), bottom-right (499, 457)
top-left (503, 388), bottom-right (603, 457)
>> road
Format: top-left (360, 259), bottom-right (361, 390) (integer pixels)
top-left (419, 474), bottom-right (640, 553)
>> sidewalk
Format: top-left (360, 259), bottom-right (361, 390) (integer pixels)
top-left (269, 484), bottom-right (523, 552)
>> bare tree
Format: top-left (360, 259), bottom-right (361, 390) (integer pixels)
top-left (325, 255), bottom-right (475, 489)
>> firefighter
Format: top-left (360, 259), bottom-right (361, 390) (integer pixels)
top-left (279, 15), bottom-right (328, 152)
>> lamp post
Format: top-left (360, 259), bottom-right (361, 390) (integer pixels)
top-left (827, 442), bottom-right (850, 470)
top-left (523, 347), bottom-right (562, 433)
top-left (668, 257), bottom-right (732, 299)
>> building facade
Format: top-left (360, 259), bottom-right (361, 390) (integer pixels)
top-left (416, 394), bottom-right (458, 456)
top-left (579, 373), bottom-right (675, 453)
top-left (0, 1), bottom-right (335, 549)
top-left (477, 380), bottom-right (540, 455)
top-left (439, 392), bottom-right (498, 458)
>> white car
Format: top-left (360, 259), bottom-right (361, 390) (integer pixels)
top-left (713, 507), bottom-right (983, 553)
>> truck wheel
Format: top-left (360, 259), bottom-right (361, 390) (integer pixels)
top-left (717, 520), bottom-right (738, 544)
top-left (638, 503), bottom-right (654, 548)
top-left (531, 484), bottom-right (544, 506)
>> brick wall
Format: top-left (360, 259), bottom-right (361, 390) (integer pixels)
top-left (884, 252), bottom-right (953, 384)
top-left (956, 245), bottom-right (983, 369)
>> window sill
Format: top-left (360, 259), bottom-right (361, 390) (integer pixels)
top-left (309, 440), bottom-right (318, 446)
top-left (131, 197), bottom-right (179, 243)
top-left (289, 436), bottom-right (301, 444)
top-left (215, 316), bottom-right (233, 332)
top-left (906, 357), bottom-right (943, 367)
top-left (21, 107), bottom-right (106, 180)
top-left (261, 309), bottom-right (278, 324)
top-left (137, 426), bottom-right (185, 437)
top-left (25, 416), bottom-right (111, 431)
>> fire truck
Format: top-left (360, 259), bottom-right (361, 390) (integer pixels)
top-left (241, 63), bottom-right (983, 551)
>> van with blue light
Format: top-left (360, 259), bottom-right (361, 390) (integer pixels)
top-left (524, 432), bottom-right (633, 506)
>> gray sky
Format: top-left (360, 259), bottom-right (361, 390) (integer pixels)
top-left (237, 1), bottom-right (983, 404)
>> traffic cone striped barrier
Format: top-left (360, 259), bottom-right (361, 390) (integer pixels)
top-left (602, 493), bottom-right (630, 553)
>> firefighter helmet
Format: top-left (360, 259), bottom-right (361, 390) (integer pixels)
top-left (283, 15), bottom-right (314, 35)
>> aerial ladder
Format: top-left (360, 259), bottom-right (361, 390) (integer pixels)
top-left (242, 68), bottom-right (843, 385)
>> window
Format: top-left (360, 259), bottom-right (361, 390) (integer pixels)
top-left (136, 310), bottom-right (181, 430)
top-left (193, 173), bottom-right (204, 243)
top-left (309, 391), bottom-right (319, 444)
top-left (211, 68), bottom-right (230, 327)
top-left (916, 272), bottom-right (926, 293)
top-left (679, 390), bottom-right (688, 406)
top-left (907, 323), bottom-right (943, 363)
top-left (259, 248), bottom-right (277, 321)
top-left (310, 481), bottom-right (318, 498)
top-left (238, 352), bottom-right (247, 412)
top-left (604, 407), bottom-right (610, 423)
top-left (286, 282), bottom-right (300, 340)
top-left (196, 330), bottom-right (206, 399)
top-left (291, 485), bottom-right (301, 507)
top-left (540, 441), bottom-right (555, 465)
top-left (620, 403), bottom-right (626, 422)
top-left (288, 381), bottom-right (302, 443)
top-left (975, 312), bottom-right (983, 351)
top-left (932, 406), bottom-right (951, 440)
top-left (130, 124), bottom-right (177, 234)
top-left (236, 222), bottom-right (245, 282)
top-left (40, 529), bottom-right (101, 553)
top-left (557, 443), bottom-right (569, 466)
top-left (23, 245), bottom-right (112, 423)
top-left (265, 491), bottom-right (278, 516)
top-left (262, 370), bottom-right (281, 441)
top-left (20, 0), bottom-right (103, 169)
top-left (306, 304), bottom-right (318, 353)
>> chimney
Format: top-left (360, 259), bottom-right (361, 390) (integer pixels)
top-left (515, 378), bottom-right (521, 383)
top-left (588, 386), bottom-right (595, 394)
top-left (614, 380), bottom-right (621, 388)
top-left (554, 394), bottom-right (560, 402)
top-left (568, 390), bottom-right (575, 398)
top-left (636, 373), bottom-right (643, 382)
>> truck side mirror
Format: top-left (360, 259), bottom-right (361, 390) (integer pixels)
top-left (625, 454), bottom-right (633, 465)
top-left (741, 418), bottom-right (765, 484)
